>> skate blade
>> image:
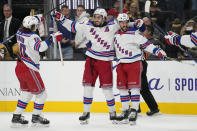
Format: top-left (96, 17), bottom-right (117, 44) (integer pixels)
top-left (31, 123), bottom-right (50, 127)
top-left (148, 112), bottom-right (162, 117)
top-left (10, 123), bottom-right (28, 128)
top-left (118, 119), bottom-right (129, 124)
top-left (80, 120), bottom-right (89, 125)
top-left (129, 121), bottom-right (136, 125)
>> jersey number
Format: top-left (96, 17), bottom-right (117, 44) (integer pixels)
top-left (19, 44), bottom-right (27, 57)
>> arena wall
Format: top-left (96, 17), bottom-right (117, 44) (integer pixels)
top-left (0, 61), bottom-right (197, 114)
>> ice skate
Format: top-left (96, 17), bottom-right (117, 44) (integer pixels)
top-left (11, 114), bottom-right (28, 128)
top-left (128, 108), bottom-right (137, 125)
top-left (109, 111), bottom-right (118, 124)
top-left (146, 109), bottom-right (161, 116)
top-left (79, 112), bottom-right (90, 125)
top-left (31, 114), bottom-right (50, 127)
top-left (116, 109), bottom-right (130, 124)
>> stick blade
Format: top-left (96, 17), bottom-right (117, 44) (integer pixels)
top-left (145, 0), bottom-right (151, 13)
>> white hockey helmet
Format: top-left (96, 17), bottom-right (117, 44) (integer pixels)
top-left (22, 16), bottom-right (39, 29)
top-left (117, 13), bottom-right (129, 22)
top-left (93, 8), bottom-right (107, 18)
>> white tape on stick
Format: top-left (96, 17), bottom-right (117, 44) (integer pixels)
top-left (145, 0), bottom-right (151, 13)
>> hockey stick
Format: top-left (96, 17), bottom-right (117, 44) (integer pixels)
top-left (43, 0), bottom-right (67, 17)
top-left (144, 0), bottom-right (197, 65)
top-left (52, 31), bottom-right (64, 66)
top-left (0, 34), bottom-right (16, 46)
top-left (51, 0), bottom-right (64, 66)
top-left (165, 56), bottom-right (195, 66)
top-left (57, 41), bottom-right (64, 66)
top-left (0, 34), bottom-right (21, 60)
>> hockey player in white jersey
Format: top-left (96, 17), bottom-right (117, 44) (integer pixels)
top-left (55, 8), bottom-right (118, 124)
top-left (165, 31), bottom-right (197, 48)
top-left (11, 15), bottom-right (60, 127)
top-left (114, 13), bottom-right (167, 125)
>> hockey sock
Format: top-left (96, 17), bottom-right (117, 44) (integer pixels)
top-left (83, 86), bottom-right (94, 112)
top-left (130, 88), bottom-right (140, 110)
top-left (33, 91), bottom-right (47, 115)
top-left (119, 89), bottom-right (130, 111)
top-left (102, 88), bottom-right (116, 112)
top-left (14, 91), bottom-right (33, 114)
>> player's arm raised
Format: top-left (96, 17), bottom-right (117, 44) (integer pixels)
top-left (55, 11), bottom-right (83, 33)
top-left (114, 18), bottom-right (146, 32)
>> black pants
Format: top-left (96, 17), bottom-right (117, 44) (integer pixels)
top-left (74, 48), bottom-right (87, 60)
top-left (140, 60), bottom-right (158, 111)
top-left (4, 42), bottom-right (14, 59)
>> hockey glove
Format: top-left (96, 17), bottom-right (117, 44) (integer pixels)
top-left (164, 31), bottom-right (181, 46)
top-left (157, 50), bottom-right (167, 61)
top-left (50, 31), bottom-right (63, 43)
top-left (54, 32), bottom-right (62, 42)
top-left (34, 14), bottom-right (44, 23)
top-left (134, 19), bottom-right (146, 32)
top-left (55, 11), bottom-right (65, 21)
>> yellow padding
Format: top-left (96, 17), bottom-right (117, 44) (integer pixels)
top-left (12, 43), bottom-right (19, 55)
top-left (0, 101), bottom-right (197, 115)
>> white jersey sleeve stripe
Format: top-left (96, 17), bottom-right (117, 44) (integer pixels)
top-left (37, 41), bottom-right (49, 52)
top-left (71, 21), bottom-right (77, 33)
top-left (152, 48), bottom-right (161, 55)
top-left (190, 33), bottom-right (197, 46)
top-left (33, 40), bottom-right (49, 52)
top-left (34, 41), bottom-right (41, 51)
top-left (141, 40), bottom-right (152, 49)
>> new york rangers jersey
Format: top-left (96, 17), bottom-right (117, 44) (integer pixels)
top-left (179, 32), bottom-right (197, 48)
top-left (114, 28), bottom-right (164, 63)
top-left (60, 18), bottom-right (120, 61)
top-left (16, 29), bottom-right (50, 71)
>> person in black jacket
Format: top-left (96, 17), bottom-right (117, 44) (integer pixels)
top-left (149, 1), bottom-right (165, 30)
top-left (139, 25), bottom-right (161, 116)
top-left (0, 4), bottom-right (21, 59)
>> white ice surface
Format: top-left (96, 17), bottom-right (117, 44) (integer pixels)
top-left (0, 112), bottom-right (197, 131)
